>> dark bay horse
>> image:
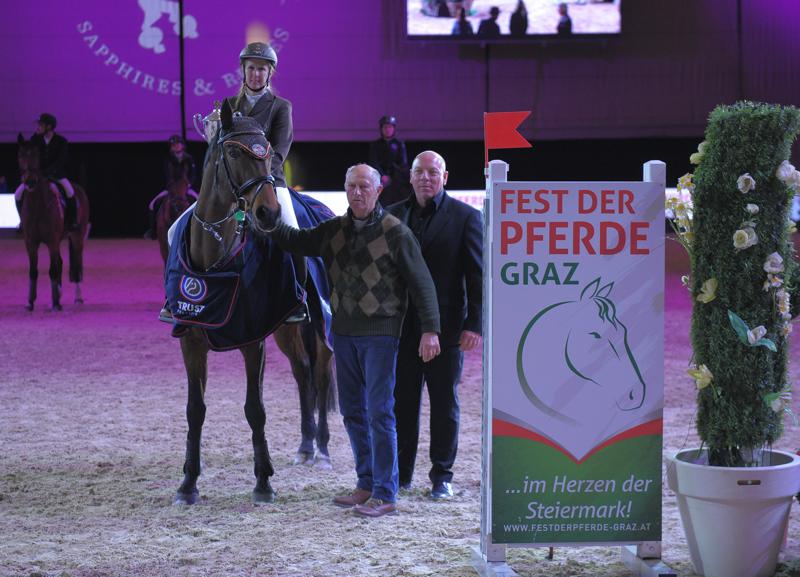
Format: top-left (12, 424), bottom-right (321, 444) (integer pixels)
top-left (17, 135), bottom-right (90, 311)
top-left (156, 177), bottom-right (193, 264)
top-left (173, 101), bottom-right (334, 505)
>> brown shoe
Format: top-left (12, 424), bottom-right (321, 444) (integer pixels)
top-left (333, 488), bottom-right (371, 508)
top-left (353, 498), bottom-right (397, 518)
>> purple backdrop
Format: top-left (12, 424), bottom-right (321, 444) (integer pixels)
top-left (2, 0), bottom-right (799, 142)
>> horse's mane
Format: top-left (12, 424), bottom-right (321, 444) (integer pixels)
top-left (580, 277), bottom-right (619, 329)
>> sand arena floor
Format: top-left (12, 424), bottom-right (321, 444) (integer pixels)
top-left (1, 236), bottom-right (799, 577)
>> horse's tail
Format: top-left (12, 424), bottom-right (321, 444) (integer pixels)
top-left (303, 282), bottom-right (337, 414)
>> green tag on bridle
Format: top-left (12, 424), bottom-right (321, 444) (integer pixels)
top-left (234, 210), bottom-right (245, 222)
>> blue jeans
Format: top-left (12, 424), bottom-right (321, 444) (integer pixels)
top-left (333, 332), bottom-right (400, 503)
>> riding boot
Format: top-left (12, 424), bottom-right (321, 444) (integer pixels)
top-left (285, 255), bottom-right (309, 324)
top-left (65, 196), bottom-right (78, 231)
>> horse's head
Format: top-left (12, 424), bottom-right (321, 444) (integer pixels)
top-left (563, 278), bottom-right (646, 411)
top-left (203, 100), bottom-right (281, 233)
top-left (17, 133), bottom-right (41, 189)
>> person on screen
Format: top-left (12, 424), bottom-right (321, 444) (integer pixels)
top-left (385, 150), bottom-right (483, 501)
top-left (368, 115), bottom-right (411, 207)
top-left (451, 6), bottom-right (474, 36)
top-left (14, 113), bottom-right (78, 231)
top-left (144, 135), bottom-right (198, 240)
top-left (557, 3), bottom-right (573, 36)
top-left (509, 0), bottom-right (528, 36)
top-left (477, 6), bottom-right (501, 38)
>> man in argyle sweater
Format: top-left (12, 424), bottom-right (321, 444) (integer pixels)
top-left (270, 163), bottom-right (441, 518)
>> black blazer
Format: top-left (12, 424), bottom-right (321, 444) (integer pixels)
top-left (387, 191), bottom-right (483, 347)
top-left (31, 132), bottom-right (69, 179)
top-left (227, 90), bottom-right (293, 188)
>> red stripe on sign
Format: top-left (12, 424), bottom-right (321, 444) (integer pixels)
top-left (493, 418), bottom-right (662, 464)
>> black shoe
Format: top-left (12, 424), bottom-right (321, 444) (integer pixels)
top-left (399, 481), bottom-right (412, 492)
top-left (285, 303), bottom-right (309, 324)
top-left (430, 481), bottom-right (453, 500)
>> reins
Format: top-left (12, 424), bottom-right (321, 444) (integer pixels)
top-left (192, 126), bottom-right (275, 272)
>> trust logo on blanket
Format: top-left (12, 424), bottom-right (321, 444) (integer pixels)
top-left (180, 275), bottom-right (207, 303)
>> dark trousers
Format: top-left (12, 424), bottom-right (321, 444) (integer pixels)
top-left (394, 339), bottom-right (463, 485)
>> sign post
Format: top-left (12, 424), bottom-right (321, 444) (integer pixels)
top-left (475, 160), bottom-right (674, 577)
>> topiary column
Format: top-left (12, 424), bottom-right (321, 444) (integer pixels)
top-left (688, 102), bottom-right (800, 467)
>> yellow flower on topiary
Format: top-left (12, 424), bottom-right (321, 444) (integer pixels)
top-left (696, 278), bottom-right (718, 303)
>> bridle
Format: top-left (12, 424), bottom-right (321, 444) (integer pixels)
top-left (192, 125), bottom-right (275, 271)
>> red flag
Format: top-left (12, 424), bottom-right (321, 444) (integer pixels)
top-left (484, 111), bottom-right (532, 166)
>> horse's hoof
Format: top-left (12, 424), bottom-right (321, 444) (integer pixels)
top-left (26, 303), bottom-right (34, 312)
top-left (174, 488), bottom-right (199, 505)
top-left (292, 451), bottom-right (314, 466)
top-left (75, 298), bottom-right (84, 305)
top-left (52, 304), bottom-right (62, 312)
top-left (252, 487), bottom-right (275, 504)
top-left (313, 453), bottom-right (332, 470)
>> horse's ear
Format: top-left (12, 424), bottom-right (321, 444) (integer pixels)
top-left (580, 278), bottom-right (601, 301)
top-left (17, 132), bottom-right (24, 145)
top-left (220, 99), bottom-right (233, 130)
top-left (597, 282), bottom-right (614, 298)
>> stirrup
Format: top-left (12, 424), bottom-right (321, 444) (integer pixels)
top-left (158, 305), bottom-right (174, 323)
top-left (285, 303), bottom-right (309, 324)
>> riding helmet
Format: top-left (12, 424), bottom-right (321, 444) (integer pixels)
top-left (37, 113), bottom-right (57, 129)
top-left (379, 115), bottom-right (397, 127)
top-left (239, 42), bottom-right (278, 68)
top-left (168, 134), bottom-right (185, 145)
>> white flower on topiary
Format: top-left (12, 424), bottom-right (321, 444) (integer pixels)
top-left (733, 227), bottom-right (758, 249)
top-left (763, 252), bottom-right (784, 274)
top-left (746, 204), bottom-right (759, 214)
top-left (776, 160), bottom-right (795, 182)
top-left (737, 173), bottom-right (756, 194)
top-left (789, 170), bottom-right (800, 191)
top-left (747, 325), bottom-right (767, 345)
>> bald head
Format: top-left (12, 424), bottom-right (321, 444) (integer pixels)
top-left (410, 151), bottom-right (448, 207)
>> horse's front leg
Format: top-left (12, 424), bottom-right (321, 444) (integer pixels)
top-left (47, 241), bottom-right (62, 311)
top-left (176, 329), bottom-right (208, 505)
top-left (274, 325), bottom-right (316, 465)
top-left (241, 341), bottom-right (275, 503)
top-left (26, 242), bottom-right (38, 311)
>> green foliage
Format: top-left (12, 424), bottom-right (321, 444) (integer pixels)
top-left (690, 102), bottom-right (800, 467)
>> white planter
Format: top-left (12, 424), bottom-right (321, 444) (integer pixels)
top-left (667, 449), bottom-right (800, 577)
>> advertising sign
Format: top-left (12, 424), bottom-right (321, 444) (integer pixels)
top-left (489, 175), bottom-right (664, 545)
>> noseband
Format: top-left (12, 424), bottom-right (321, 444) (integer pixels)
top-left (192, 125), bottom-right (276, 271)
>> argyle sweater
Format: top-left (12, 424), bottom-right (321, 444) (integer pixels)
top-left (271, 206), bottom-right (440, 338)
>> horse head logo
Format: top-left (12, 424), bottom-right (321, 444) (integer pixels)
top-left (516, 277), bottom-right (647, 428)
top-left (138, 0), bottom-right (198, 54)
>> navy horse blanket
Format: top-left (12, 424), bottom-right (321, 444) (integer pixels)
top-left (165, 190), bottom-right (334, 352)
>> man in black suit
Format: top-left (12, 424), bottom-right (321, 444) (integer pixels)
top-left (386, 150), bottom-right (483, 500)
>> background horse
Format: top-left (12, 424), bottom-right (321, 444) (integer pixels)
top-left (171, 101), bottom-right (334, 505)
top-left (17, 135), bottom-right (90, 311)
top-left (156, 177), bottom-right (193, 264)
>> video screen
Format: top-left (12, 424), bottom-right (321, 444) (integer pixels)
top-left (407, 0), bottom-right (621, 40)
